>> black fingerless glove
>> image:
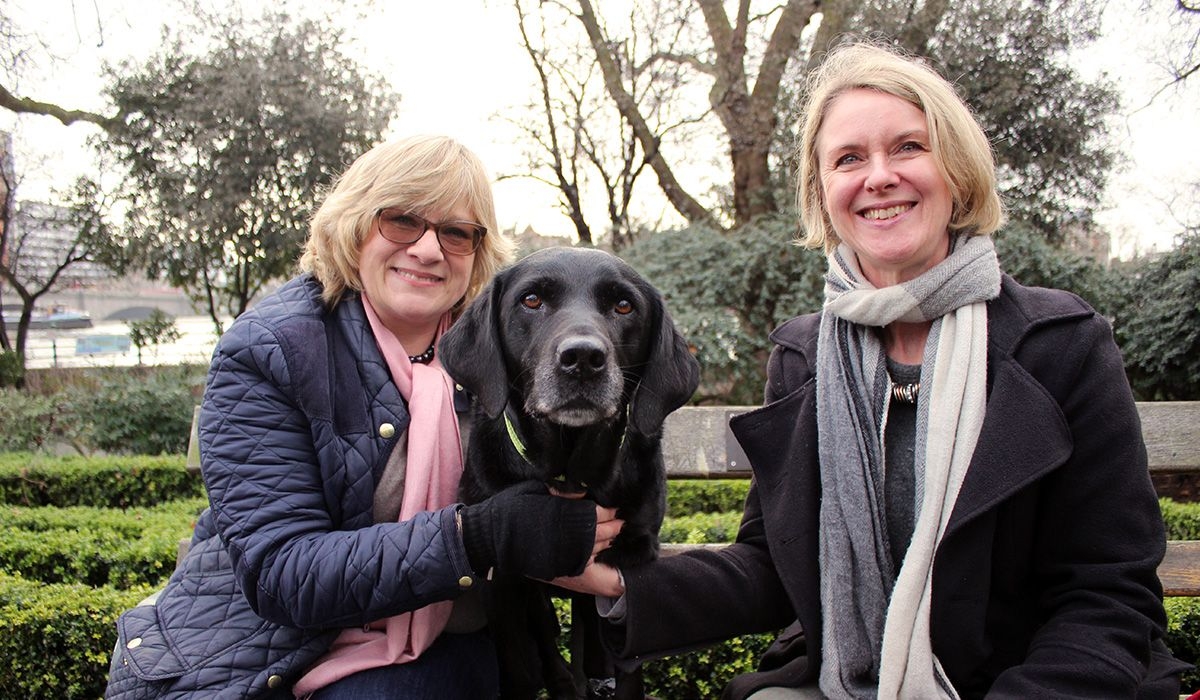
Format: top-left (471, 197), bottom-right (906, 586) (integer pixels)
top-left (459, 481), bottom-right (596, 579)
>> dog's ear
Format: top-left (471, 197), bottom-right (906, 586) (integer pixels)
top-left (438, 272), bottom-right (510, 418)
top-left (628, 292), bottom-right (701, 437)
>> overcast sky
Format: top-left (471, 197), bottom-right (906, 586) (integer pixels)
top-left (4, 0), bottom-right (1197, 258)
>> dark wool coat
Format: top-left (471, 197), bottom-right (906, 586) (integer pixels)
top-left (105, 275), bottom-right (478, 699)
top-left (611, 276), bottom-right (1186, 699)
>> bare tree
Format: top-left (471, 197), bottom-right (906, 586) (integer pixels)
top-left (0, 5), bottom-right (123, 130)
top-left (574, 0), bottom-right (816, 229)
top-left (509, 1), bottom-right (596, 245)
top-left (508, 0), bottom-right (701, 249)
top-left (1154, 0), bottom-right (1200, 94)
top-left (0, 83), bottom-right (120, 129)
top-left (0, 140), bottom-right (113, 381)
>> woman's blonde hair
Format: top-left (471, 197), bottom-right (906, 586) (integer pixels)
top-left (796, 40), bottom-right (1004, 252)
top-left (299, 134), bottom-right (513, 309)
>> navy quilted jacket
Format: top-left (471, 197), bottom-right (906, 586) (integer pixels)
top-left (106, 275), bottom-right (478, 699)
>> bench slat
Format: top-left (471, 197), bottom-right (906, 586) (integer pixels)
top-left (662, 402), bottom-right (1200, 478)
top-left (1163, 541), bottom-right (1200, 597)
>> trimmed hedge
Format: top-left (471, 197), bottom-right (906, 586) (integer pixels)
top-left (643, 633), bottom-right (775, 697)
top-left (1163, 498), bottom-right (1200, 541)
top-left (0, 499), bottom-right (206, 587)
top-left (0, 453), bottom-right (202, 508)
top-left (667, 479), bottom-right (750, 517)
top-left (1, 459), bottom-right (1199, 695)
top-left (661, 510), bottom-right (742, 544)
top-left (1168, 597), bottom-right (1200, 692)
top-left (0, 572), bottom-right (153, 699)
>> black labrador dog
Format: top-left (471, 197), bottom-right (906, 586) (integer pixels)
top-left (439, 247), bottom-right (700, 700)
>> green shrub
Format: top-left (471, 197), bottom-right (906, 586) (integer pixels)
top-left (66, 368), bottom-right (198, 455)
top-left (642, 632), bottom-right (775, 698)
top-left (1162, 499), bottom-right (1200, 541)
top-left (0, 350), bottom-right (23, 388)
top-left (0, 572), bottom-right (153, 699)
top-left (0, 499), bottom-right (205, 587)
top-left (0, 365), bottom-right (205, 456)
top-left (0, 453), bottom-right (202, 507)
top-left (1113, 230), bottom-right (1200, 401)
top-left (661, 511), bottom-right (742, 544)
top-left (0, 390), bottom-right (62, 451)
top-left (622, 216), bottom-right (825, 404)
top-left (552, 586), bottom-right (774, 698)
top-left (1167, 597), bottom-right (1200, 693)
top-left (667, 479), bottom-right (750, 517)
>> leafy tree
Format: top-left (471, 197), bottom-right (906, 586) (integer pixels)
top-left (920, 2), bottom-right (1119, 240)
top-left (126, 309), bottom-right (182, 366)
top-left (993, 222), bottom-right (1117, 316)
top-left (96, 12), bottom-right (396, 333)
top-left (1113, 229), bottom-right (1200, 400)
top-left (622, 214), bottom-right (824, 403)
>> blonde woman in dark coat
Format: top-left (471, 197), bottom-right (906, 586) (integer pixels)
top-left (556, 41), bottom-right (1186, 700)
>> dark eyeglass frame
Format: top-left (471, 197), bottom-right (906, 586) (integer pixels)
top-left (375, 208), bottom-right (487, 256)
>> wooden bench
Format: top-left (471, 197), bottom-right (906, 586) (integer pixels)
top-left (183, 402), bottom-right (1200, 595)
top-left (657, 402), bottom-right (1200, 597)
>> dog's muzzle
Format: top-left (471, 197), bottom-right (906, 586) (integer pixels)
top-left (526, 332), bottom-right (623, 426)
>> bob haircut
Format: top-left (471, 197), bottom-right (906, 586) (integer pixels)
top-left (796, 40), bottom-right (1005, 252)
top-left (299, 134), bottom-right (513, 310)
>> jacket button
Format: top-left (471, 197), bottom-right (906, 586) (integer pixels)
top-left (267, 674), bottom-right (284, 689)
top-left (379, 423), bottom-right (395, 439)
top-left (458, 575), bottom-right (473, 588)
top-left (126, 637), bottom-right (142, 649)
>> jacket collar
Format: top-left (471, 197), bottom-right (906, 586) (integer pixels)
top-left (752, 274), bottom-right (1095, 534)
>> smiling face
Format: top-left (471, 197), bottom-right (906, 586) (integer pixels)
top-left (816, 88), bottom-right (954, 287)
top-left (358, 203), bottom-right (476, 349)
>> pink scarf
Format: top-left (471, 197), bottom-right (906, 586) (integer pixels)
top-left (293, 296), bottom-right (463, 696)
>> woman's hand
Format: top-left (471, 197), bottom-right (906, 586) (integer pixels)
top-left (552, 558), bottom-right (625, 598)
top-left (459, 481), bottom-right (611, 580)
top-left (544, 486), bottom-right (624, 596)
top-left (551, 486), bottom-right (623, 559)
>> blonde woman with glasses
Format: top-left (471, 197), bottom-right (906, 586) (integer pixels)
top-left (106, 135), bottom-right (621, 700)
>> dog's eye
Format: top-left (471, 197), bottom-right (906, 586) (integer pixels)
top-left (522, 293), bottom-right (543, 309)
top-left (614, 300), bottom-right (633, 315)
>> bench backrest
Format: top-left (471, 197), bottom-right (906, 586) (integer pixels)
top-left (662, 402), bottom-right (1200, 479)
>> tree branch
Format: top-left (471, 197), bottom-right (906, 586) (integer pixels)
top-left (0, 82), bottom-right (121, 129)
top-left (575, 0), bottom-right (717, 228)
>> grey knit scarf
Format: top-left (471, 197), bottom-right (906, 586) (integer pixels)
top-left (816, 234), bottom-right (1000, 699)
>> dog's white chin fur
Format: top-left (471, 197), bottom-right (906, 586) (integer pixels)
top-left (547, 406), bottom-right (619, 427)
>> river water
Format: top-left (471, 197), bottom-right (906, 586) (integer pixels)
top-left (21, 315), bottom-right (227, 369)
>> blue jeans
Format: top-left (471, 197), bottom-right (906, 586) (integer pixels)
top-left (308, 631), bottom-right (499, 699)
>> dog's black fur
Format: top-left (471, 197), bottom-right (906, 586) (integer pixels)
top-left (439, 247), bottom-right (700, 699)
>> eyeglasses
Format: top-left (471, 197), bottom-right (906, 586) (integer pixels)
top-left (375, 208), bottom-right (486, 256)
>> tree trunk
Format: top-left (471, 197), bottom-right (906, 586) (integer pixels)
top-left (696, 0), bottom-right (817, 226)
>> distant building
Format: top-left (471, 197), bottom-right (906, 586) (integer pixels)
top-left (510, 225), bottom-right (575, 256)
top-left (1063, 209), bottom-right (1113, 266)
top-left (4, 200), bottom-right (113, 288)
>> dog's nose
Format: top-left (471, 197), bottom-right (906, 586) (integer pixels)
top-left (557, 336), bottom-right (608, 378)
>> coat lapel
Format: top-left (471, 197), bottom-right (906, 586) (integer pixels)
top-left (945, 349), bottom-right (1073, 538)
top-left (730, 382), bottom-right (823, 647)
